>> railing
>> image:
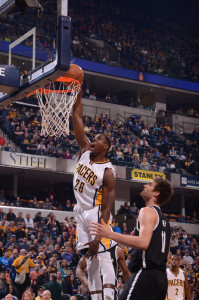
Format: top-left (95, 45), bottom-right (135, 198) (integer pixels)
top-left (116, 113), bottom-right (125, 124)
top-left (183, 121), bottom-right (199, 131)
top-left (175, 123), bottom-right (186, 135)
top-left (82, 103), bottom-right (110, 116)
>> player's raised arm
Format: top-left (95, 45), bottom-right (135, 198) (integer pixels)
top-left (73, 89), bottom-right (90, 151)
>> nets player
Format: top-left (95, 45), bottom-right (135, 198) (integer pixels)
top-left (166, 254), bottom-right (191, 300)
top-left (89, 177), bottom-right (174, 300)
top-left (76, 245), bottom-right (131, 299)
top-left (72, 90), bottom-right (116, 300)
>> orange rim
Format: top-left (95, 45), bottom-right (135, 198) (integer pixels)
top-left (27, 77), bottom-right (81, 98)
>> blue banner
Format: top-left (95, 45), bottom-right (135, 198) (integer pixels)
top-left (180, 175), bottom-right (199, 188)
top-left (1, 40), bottom-right (199, 93)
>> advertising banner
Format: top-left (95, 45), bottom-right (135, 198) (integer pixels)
top-left (131, 169), bottom-right (166, 181)
top-left (180, 175), bottom-right (199, 189)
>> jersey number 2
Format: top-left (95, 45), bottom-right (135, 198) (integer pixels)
top-left (161, 231), bottom-right (166, 253)
top-left (74, 179), bottom-right (85, 193)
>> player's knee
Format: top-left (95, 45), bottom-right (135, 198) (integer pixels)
top-left (103, 287), bottom-right (115, 300)
top-left (91, 293), bottom-right (102, 300)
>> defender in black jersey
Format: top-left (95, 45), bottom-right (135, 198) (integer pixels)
top-left (89, 177), bottom-right (174, 300)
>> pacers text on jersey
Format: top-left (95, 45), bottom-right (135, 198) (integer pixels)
top-left (75, 163), bottom-right (98, 186)
top-left (168, 279), bottom-right (184, 287)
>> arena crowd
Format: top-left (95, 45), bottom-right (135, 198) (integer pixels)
top-left (0, 207), bottom-right (198, 299)
top-left (0, 0), bottom-right (198, 83)
top-left (0, 104), bottom-right (198, 177)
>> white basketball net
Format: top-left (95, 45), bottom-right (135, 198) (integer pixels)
top-left (36, 80), bottom-right (81, 137)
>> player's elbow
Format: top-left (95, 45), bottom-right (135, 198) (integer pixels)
top-left (139, 240), bottom-right (150, 250)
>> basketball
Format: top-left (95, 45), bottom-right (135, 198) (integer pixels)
top-left (63, 64), bottom-right (84, 85)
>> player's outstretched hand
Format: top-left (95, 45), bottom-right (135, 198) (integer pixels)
top-left (84, 240), bottom-right (100, 259)
top-left (89, 219), bottom-right (112, 239)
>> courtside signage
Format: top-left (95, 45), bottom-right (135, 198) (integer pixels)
top-left (180, 175), bottom-right (199, 189)
top-left (131, 169), bottom-right (165, 181)
top-left (2, 152), bottom-right (56, 170)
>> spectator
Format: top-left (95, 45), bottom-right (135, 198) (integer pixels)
top-left (0, 135), bottom-right (6, 148)
top-left (72, 151), bottom-right (79, 160)
top-left (14, 212), bottom-right (25, 226)
top-left (62, 247), bottom-right (73, 263)
top-left (130, 202), bottom-right (138, 216)
top-left (0, 251), bottom-right (9, 271)
top-left (141, 125), bottom-right (149, 137)
top-left (140, 157), bottom-right (150, 170)
top-left (63, 149), bottom-right (72, 159)
top-left (30, 264), bottom-right (41, 284)
top-left (36, 267), bottom-right (49, 288)
top-left (19, 237), bottom-right (30, 251)
top-left (24, 214), bottom-right (34, 228)
top-left (183, 250), bottom-right (194, 265)
top-left (63, 200), bottom-right (73, 212)
top-left (191, 211), bottom-right (199, 224)
top-left (7, 209), bottom-right (16, 222)
top-left (3, 294), bottom-right (18, 300)
top-left (35, 286), bottom-right (44, 300)
top-left (59, 259), bottom-right (68, 278)
top-left (113, 222), bottom-right (122, 233)
top-left (5, 234), bottom-right (18, 249)
top-left (89, 93), bottom-right (96, 100)
top-left (140, 136), bottom-right (149, 148)
top-left (15, 224), bottom-right (26, 241)
top-left (12, 249), bottom-right (35, 299)
top-left (166, 158), bottom-right (176, 172)
top-left (43, 198), bottom-right (52, 210)
top-left (22, 291), bottom-right (32, 300)
top-left (4, 144), bottom-right (12, 152)
top-left (42, 290), bottom-right (52, 300)
top-left (44, 273), bottom-right (62, 300)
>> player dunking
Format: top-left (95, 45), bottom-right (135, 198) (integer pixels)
top-left (89, 177), bottom-right (174, 300)
top-left (166, 254), bottom-right (191, 300)
top-left (72, 90), bottom-right (116, 300)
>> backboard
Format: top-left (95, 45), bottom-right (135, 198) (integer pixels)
top-left (0, 0), bottom-right (71, 105)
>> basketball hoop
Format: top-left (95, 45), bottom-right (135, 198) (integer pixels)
top-left (34, 77), bottom-right (81, 137)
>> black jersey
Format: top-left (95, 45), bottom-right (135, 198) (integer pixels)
top-left (129, 206), bottom-right (171, 272)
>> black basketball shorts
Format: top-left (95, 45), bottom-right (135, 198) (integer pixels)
top-left (119, 268), bottom-right (168, 300)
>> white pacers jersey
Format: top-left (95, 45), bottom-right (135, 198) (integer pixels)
top-left (166, 268), bottom-right (185, 300)
top-left (73, 150), bottom-right (114, 210)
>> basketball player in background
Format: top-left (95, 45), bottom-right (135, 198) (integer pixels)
top-left (166, 254), bottom-right (191, 300)
top-left (89, 177), bottom-right (174, 300)
top-left (72, 89), bottom-right (116, 300)
top-left (76, 245), bottom-right (131, 299)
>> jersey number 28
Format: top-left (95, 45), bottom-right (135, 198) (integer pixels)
top-left (74, 179), bottom-right (85, 193)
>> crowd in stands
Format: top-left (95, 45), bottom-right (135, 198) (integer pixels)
top-left (117, 201), bottom-right (199, 225)
top-left (0, 0), bottom-right (198, 83)
top-left (71, 0), bottom-right (199, 83)
top-left (0, 186), bottom-right (74, 212)
top-left (0, 104), bottom-right (199, 177)
top-left (0, 208), bottom-right (198, 299)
